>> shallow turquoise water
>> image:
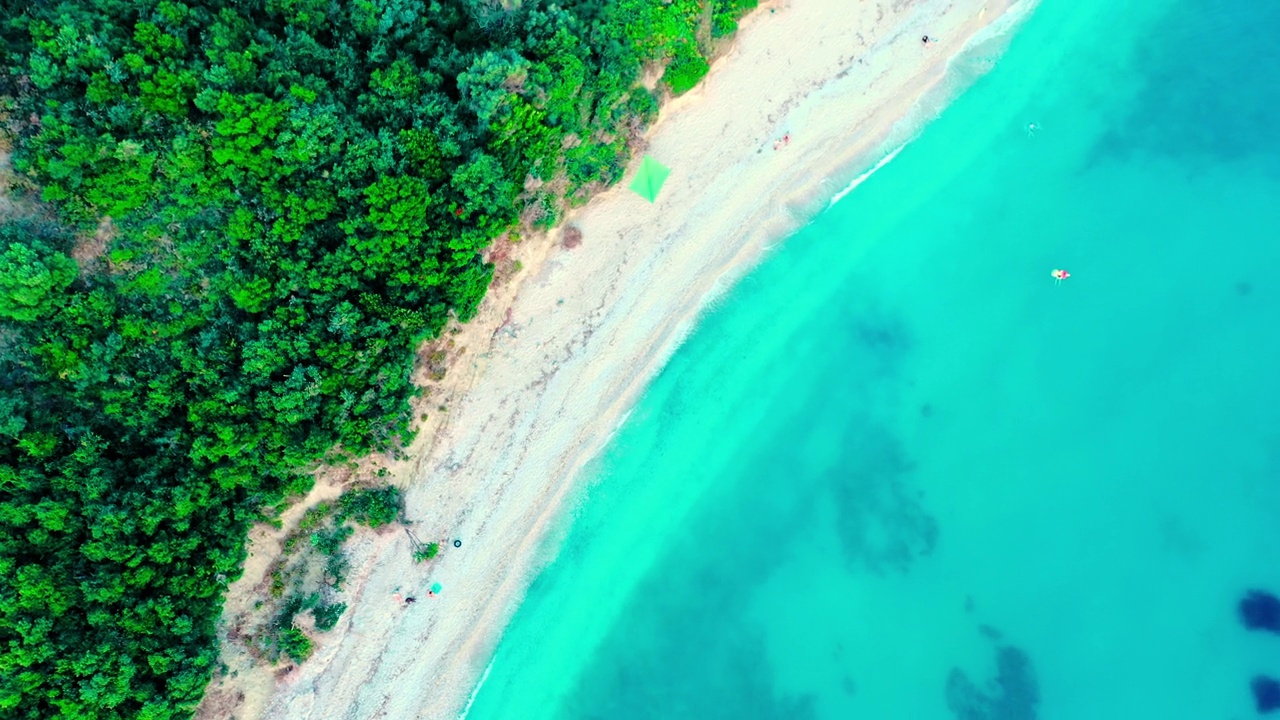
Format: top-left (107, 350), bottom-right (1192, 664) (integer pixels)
top-left (464, 0), bottom-right (1280, 717)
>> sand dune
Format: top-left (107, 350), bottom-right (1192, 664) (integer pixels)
top-left (216, 0), bottom-right (1018, 716)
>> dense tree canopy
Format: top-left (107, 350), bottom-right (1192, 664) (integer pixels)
top-left (0, 0), bottom-right (755, 717)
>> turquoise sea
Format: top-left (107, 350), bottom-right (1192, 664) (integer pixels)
top-left (464, 0), bottom-right (1280, 717)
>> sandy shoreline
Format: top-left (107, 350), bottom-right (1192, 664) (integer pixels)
top-left (209, 0), bottom-right (1018, 717)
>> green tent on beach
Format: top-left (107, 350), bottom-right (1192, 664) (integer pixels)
top-left (629, 155), bottom-right (670, 203)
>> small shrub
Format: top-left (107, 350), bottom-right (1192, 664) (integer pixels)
top-left (531, 194), bottom-right (559, 229)
top-left (337, 486), bottom-right (403, 528)
top-left (712, 0), bottom-right (757, 37)
top-left (564, 140), bottom-right (625, 189)
top-left (412, 542), bottom-right (440, 563)
top-left (312, 602), bottom-right (347, 631)
top-left (325, 553), bottom-right (350, 590)
top-left (310, 525), bottom-right (354, 556)
top-left (298, 502), bottom-right (333, 532)
top-left (624, 88), bottom-right (660, 125)
top-left (282, 474), bottom-right (315, 498)
top-left (277, 626), bottom-right (313, 663)
top-left (663, 45), bottom-right (710, 96)
top-left (274, 595), bottom-right (305, 628)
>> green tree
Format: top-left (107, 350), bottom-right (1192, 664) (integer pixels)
top-left (0, 241), bottom-right (77, 322)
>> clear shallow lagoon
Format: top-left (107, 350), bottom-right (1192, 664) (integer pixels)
top-left (464, 0), bottom-right (1280, 717)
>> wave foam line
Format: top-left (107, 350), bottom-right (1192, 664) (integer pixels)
top-left (459, 654), bottom-right (497, 720)
top-left (828, 142), bottom-right (908, 207)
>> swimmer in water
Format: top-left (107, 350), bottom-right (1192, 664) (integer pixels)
top-left (1051, 268), bottom-right (1070, 284)
top-left (1027, 122), bottom-right (1039, 137)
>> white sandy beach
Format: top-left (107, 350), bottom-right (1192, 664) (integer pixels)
top-left (206, 0), bottom-right (1017, 717)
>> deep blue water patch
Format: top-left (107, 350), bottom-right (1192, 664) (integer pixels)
top-left (946, 644), bottom-right (1039, 720)
top-left (1088, 0), bottom-right (1280, 167)
top-left (1253, 677), bottom-right (1280, 714)
top-left (1239, 590), bottom-right (1280, 634)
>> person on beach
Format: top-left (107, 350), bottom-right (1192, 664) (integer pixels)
top-left (1052, 268), bottom-right (1070, 284)
top-left (405, 596), bottom-right (416, 605)
top-left (921, 35), bottom-right (931, 44)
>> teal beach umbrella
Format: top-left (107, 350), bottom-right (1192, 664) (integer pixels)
top-left (629, 155), bottom-right (670, 203)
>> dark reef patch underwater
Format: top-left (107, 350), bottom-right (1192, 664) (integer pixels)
top-left (946, 643), bottom-right (1039, 720)
top-left (1240, 590), bottom-right (1280, 635)
top-left (1253, 677), bottom-right (1280, 714)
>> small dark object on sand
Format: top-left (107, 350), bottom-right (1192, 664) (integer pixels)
top-left (563, 227), bottom-right (583, 249)
top-left (405, 596), bottom-right (416, 604)
top-left (921, 35), bottom-right (930, 44)
top-left (454, 539), bottom-right (462, 548)
top-left (1239, 590), bottom-right (1280, 634)
top-left (1253, 676), bottom-right (1280, 713)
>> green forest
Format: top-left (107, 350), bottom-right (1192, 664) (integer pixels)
top-left (0, 0), bottom-right (755, 717)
